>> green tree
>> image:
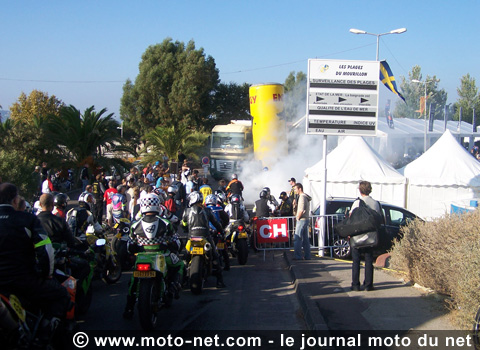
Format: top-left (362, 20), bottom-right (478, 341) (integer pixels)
top-left (142, 124), bottom-right (208, 166)
top-left (284, 71), bottom-right (307, 122)
top-left (42, 105), bottom-right (132, 178)
top-left (120, 38), bottom-right (219, 136)
top-left (454, 74), bottom-right (480, 124)
top-left (6, 90), bottom-right (64, 164)
top-left (394, 66), bottom-right (447, 120)
top-left (0, 149), bottom-right (37, 200)
top-left (210, 82), bottom-right (251, 127)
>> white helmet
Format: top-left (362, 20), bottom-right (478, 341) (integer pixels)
top-left (231, 173), bottom-right (238, 180)
top-left (167, 185), bottom-right (178, 194)
top-left (78, 191), bottom-right (93, 203)
top-left (188, 191), bottom-right (203, 207)
top-left (140, 193), bottom-right (161, 214)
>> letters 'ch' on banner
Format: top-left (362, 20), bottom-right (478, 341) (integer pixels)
top-left (255, 218), bottom-right (289, 244)
top-left (380, 61), bottom-right (405, 102)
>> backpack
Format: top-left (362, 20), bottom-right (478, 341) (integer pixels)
top-left (67, 208), bottom-right (89, 237)
top-left (334, 198), bottom-right (383, 239)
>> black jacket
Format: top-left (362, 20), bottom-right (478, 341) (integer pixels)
top-left (254, 198), bottom-right (271, 218)
top-left (0, 205), bottom-right (54, 281)
top-left (37, 211), bottom-right (77, 248)
top-left (182, 205), bottom-right (223, 238)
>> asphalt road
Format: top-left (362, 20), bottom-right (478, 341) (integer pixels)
top-left (76, 251), bottom-right (306, 331)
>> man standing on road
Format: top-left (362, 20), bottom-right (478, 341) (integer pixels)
top-left (293, 183), bottom-right (311, 260)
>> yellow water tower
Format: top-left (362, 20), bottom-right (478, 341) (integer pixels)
top-left (249, 83), bottom-right (288, 167)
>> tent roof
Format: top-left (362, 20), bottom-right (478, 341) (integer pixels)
top-left (376, 118), bottom-right (480, 138)
top-left (401, 130), bottom-right (480, 186)
top-left (305, 136), bottom-right (406, 184)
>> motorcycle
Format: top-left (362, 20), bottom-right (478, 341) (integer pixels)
top-left (85, 226), bottom-right (122, 284)
top-left (215, 231), bottom-right (230, 271)
top-left (227, 220), bottom-right (249, 265)
top-left (185, 236), bottom-right (213, 295)
top-left (0, 287), bottom-right (74, 349)
top-left (133, 251), bottom-right (170, 331)
top-left (54, 243), bottom-right (94, 316)
top-left (110, 217), bottom-right (135, 271)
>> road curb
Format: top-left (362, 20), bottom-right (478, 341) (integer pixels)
top-left (283, 252), bottom-right (329, 331)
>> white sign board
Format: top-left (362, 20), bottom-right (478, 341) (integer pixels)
top-left (306, 59), bottom-right (380, 136)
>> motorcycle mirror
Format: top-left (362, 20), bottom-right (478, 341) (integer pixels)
top-left (96, 238), bottom-right (106, 247)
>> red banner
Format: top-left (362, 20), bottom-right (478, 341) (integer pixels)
top-left (255, 218), bottom-right (289, 244)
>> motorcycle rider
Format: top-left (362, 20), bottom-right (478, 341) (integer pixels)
top-left (111, 185), bottom-right (128, 222)
top-left (225, 173), bottom-right (244, 200)
top-left (52, 192), bottom-right (69, 219)
top-left (91, 173), bottom-right (106, 224)
top-left (182, 191), bottom-right (226, 288)
top-left (0, 183), bottom-right (70, 343)
top-left (262, 187), bottom-right (279, 208)
top-left (205, 194), bottom-right (230, 270)
top-left (253, 190), bottom-right (276, 218)
top-left (37, 193), bottom-right (91, 292)
top-left (123, 193), bottom-right (184, 319)
top-left (66, 192), bottom-right (103, 241)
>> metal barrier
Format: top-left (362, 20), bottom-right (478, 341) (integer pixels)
top-left (252, 214), bottom-right (348, 259)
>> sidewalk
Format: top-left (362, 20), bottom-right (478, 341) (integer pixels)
top-left (284, 252), bottom-right (457, 331)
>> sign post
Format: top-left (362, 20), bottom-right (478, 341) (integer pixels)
top-left (306, 59), bottom-right (380, 256)
top-left (201, 156), bottom-right (210, 178)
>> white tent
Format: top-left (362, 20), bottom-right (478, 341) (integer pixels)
top-left (400, 130), bottom-right (480, 219)
top-left (303, 136), bottom-right (407, 210)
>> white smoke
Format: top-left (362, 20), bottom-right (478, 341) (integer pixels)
top-left (238, 83), bottom-right (334, 206)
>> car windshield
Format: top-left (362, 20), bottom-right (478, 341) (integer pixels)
top-left (211, 132), bottom-right (246, 149)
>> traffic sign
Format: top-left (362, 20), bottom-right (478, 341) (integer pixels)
top-left (306, 59), bottom-right (380, 136)
top-left (201, 156), bottom-right (210, 165)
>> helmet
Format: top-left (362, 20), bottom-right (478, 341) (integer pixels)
top-left (78, 192), bottom-right (93, 203)
top-left (216, 191), bottom-right (226, 205)
top-left (263, 187), bottom-right (271, 196)
top-left (205, 194), bottom-right (217, 206)
top-left (231, 194), bottom-right (241, 204)
top-left (231, 173), bottom-right (238, 180)
top-left (54, 193), bottom-right (68, 209)
top-left (259, 190), bottom-right (268, 199)
top-left (140, 193), bottom-right (161, 214)
top-left (25, 201), bottom-right (32, 213)
top-left (167, 185), bottom-right (178, 194)
top-left (153, 188), bottom-right (166, 203)
top-left (188, 191), bottom-right (203, 207)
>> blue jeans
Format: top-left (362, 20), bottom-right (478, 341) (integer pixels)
top-left (294, 219), bottom-right (311, 259)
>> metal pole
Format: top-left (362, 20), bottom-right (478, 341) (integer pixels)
top-left (424, 82), bottom-right (427, 152)
top-left (376, 35), bottom-right (380, 61)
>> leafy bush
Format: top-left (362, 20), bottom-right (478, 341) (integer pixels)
top-left (390, 210), bottom-right (480, 328)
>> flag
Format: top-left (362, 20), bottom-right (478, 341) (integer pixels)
top-left (380, 61), bottom-right (405, 102)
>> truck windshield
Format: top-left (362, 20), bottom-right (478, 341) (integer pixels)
top-left (211, 132), bottom-right (245, 149)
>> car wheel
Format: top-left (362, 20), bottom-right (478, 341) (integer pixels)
top-left (333, 237), bottom-right (351, 259)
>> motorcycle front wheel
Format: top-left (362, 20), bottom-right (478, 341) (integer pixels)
top-left (189, 255), bottom-right (204, 295)
top-left (236, 239), bottom-right (248, 265)
top-left (103, 255), bottom-right (122, 284)
top-left (138, 279), bottom-right (159, 331)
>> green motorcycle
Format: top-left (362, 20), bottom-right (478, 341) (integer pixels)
top-left (133, 252), bottom-right (170, 331)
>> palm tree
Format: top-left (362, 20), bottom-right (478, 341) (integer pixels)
top-left (143, 124), bottom-right (208, 165)
top-left (42, 105), bottom-right (134, 178)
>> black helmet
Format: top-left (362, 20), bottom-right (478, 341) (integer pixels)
top-left (263, 187), bottom-right (271, 196)
top-left (54, 193), bottom-right (68, 209)
top-left (259, 190), bottom-right (268, 199)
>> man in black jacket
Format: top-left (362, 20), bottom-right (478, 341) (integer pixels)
top-left (0, 183), bottom-right (70, 335)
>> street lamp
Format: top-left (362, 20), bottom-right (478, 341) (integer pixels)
top-left (349, 27), bottom-right (407, 61)
top-left (412, 79), bottom-right (435, 152)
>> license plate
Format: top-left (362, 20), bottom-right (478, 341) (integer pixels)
top-left (113, 223), bottom-right (119, 229)
top-left (115, 232), bottom-right (122, 239)
top-left (191, 247), bottom-right (204, 255)
top-left (133, 271), bottom-right (156, 278)
top-left (216, 242), bottom-right (225, 249)
top-left (239, 232), bottom-right (248, 239)
top-left (9, 295), bottom-right (26, 322)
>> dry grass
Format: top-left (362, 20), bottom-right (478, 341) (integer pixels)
top-left (389, 209), bottom-right (480, 328)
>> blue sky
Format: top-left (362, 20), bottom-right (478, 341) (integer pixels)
top-left (1, 0), bottom-right (478, 120)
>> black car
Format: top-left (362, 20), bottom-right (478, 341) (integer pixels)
top-left (312, 198), bottom-right (419, 259)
